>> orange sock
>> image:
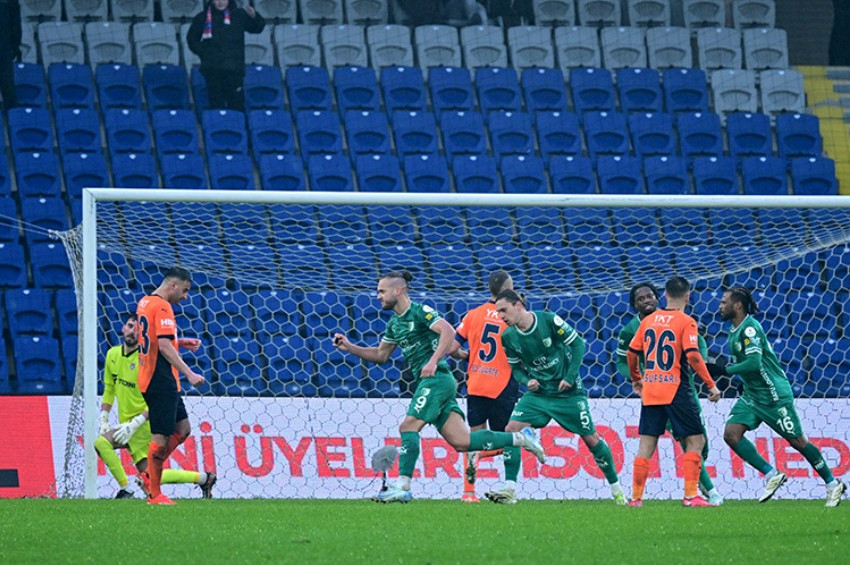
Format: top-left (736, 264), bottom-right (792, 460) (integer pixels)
top-left (462, 453), bottom-right (474, 494)
top-left (165, 432), bottom-right (184, 458)
top-left (632, 457), bottom-right (651, 501)
top-left (148, 441), bottom-right (167, 498)
top-left (683, 452), bottom-right (702, 499)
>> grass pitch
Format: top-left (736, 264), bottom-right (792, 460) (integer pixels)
top-left (2, 498), bottom-right (848, 564)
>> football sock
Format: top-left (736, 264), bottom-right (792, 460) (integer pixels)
top-left (683, 452), bottom-right (702, 499)
top-left (505, 480), bottom-right (517, 491)
top-left (399, 431), bottom-right (420, 479)
top-left (469, 430), bottom-right (514, 451)
top-left (462, 453), bottom-right (475, 494)
top-left (632, 457), bottom-right (651, 501)
top-left (731, 438), bottom-right (774, 475)
top-left (147, 441), bottom-right (167, 498)
top-left (95, 435), bottom-right (128, 488)
top-left (504, 446), bottom-right (521, 482)
top-left (589, 440), bottom-right (619, 484)
top-left (801, 442), bottom-right (836, 483)
top-left (698, 462), bottom-right (715, 493)
top-left (479, 449), bottom-right (503, 459)
top-left (161, 469), bottom-right (202, 484)
top-left (164, 432), bottom-right (185, 458)
top-left (398, 475), bottom-right (411, 490)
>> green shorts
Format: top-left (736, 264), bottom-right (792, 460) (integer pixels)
top-left (509, 393), bottom-right (596, 436)
top-left (727, 397), bottom-right (804, 440)
top-left (407, 371), bottom-right (464, 430)
top-left (125, 420), bottom-right (152, 464)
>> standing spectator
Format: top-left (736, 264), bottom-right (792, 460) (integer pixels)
top-left (0, 0), bottom-right (22, 111)
top-left (187, 0), bottom-right (265, 111)
top-left (830, 0), bottom-right (850, 66)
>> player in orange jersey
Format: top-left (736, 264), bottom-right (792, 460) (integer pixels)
top-left (627, 276), bottom-right (721, 507)
top-left (451, 270), bottom-right (519, 502)
top-left (136, 267), bottom-right (205, 505)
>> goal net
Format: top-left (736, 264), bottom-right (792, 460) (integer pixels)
top-left (58, 190), bottom-right (850, 500)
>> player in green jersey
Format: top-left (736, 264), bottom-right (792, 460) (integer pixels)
top-left (96, 313), bottom-right (216, 499)
top-left (334, 271), bottom-right (546, 503)
top-left (488, 289), bottom-right (626, 505)
top-left (616, 282), bottom-right (724, 505)
top-left (709, 287), bottom-right (846, 507)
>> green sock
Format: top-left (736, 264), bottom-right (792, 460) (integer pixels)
top-left (399, 431), bottom-right (420, 478)
top-left (681, 438), bottom-right (716, 492)
top-left (801, 442), bottom-right (835, 484)
top-left (162, 469), bottom-right (201, 484)
top-left (589, 439), bottom-right (619, 484)
top-left (503, 446), bottom-right (521, 482)
top-left (732, 438), bottom-right (774, 475)
top-left (469, 430), bottom-right (515, 451)
top-left (95, 435), bottom-right (128, 488)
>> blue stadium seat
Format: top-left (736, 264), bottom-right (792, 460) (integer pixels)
top-left (501, 155), bottom-right (548, 194)
top-left (392, 110), bottom-right (439, 157)
top-left (104, 108), bottom-right (151, 154)
top-left (102, 289), bottom-right (142, 336)
top-left (285, 65), bottom-right (333, 112)
top-left (243, 64), bottom-right (285, 110)
top-left (14, 151), bottom-right (62, 198)
top-left (182, 243), bottom-right (228, 289)
top-left (97, 245), bottom-right (131, 291)
top-left (316, 204), bottom-right (367, 246)
top-left (489, 111), bottom-right (534, 159)
top-left (569, 67), bottom-right (616, 115)
top-left (403, 154), bottom-right (451, 193)
top-left (252, 290), bottom-right (302, 337)
top-left (214, 337), bottom-right (265, 396)
top-left (440, 110), bottom-right (487, 159)
top-left (547, 294), bottom-right (596, 337)
top-left (367, 205), bottom-right (415, 245)
top-left (0, 243), bottom-right (27, 287)
top-left (0, 199), bottom-right (17, 242)
top-left (774, 249), bottom-right (823, 292)
top-left (151, 109), bottom-right (200, 156)
top-left (521, 67), bottom-right (568, 114)
top-left (708, 208), bottom-right (756, 247)
top-left (334, 65), bottom-right (380, 113)
top-left (112, 152), bottom-right (158, 188)
top-left (677, 111), bottom-right (723, 160)
top-left (476, 244), bottom-right (528, 289)
top-left (753, 289), bottom-right (789, 338)
top-left (549, 155), bottom-right (596, 194)
top-left (659, 208), bottom-right (710, 246)
top-left (757, 208), bottom-right (807, 250)
top-left (662, 68), bottom-right (708, 113)
top-left (21, 196), bottom-right (69, 246)
top-left (160, 153), bottom-right (207, 189)
top-left (96, 63), bottom-right (142, 110)
top-left (623, 246), bottom-right (674, 287)
top-left (189, 66), bottom-right (209, 113)
top-left (249, 109), bottom-right (295, 157)
top-left (58, 331), bottom-right (77, 384)
top-left (374, 244), bottom-right (427, 282)
top-left (259, 154), bottom-right (305, 190)
top-left (314, 337), bottom-right (366, 398)
top-left (597, 155), bottom-right (644, 194)
top-left (380, 65), bottom-right (428, 113)
top-left (467, 207), bottom-right (515, 244)
top-left (808, 338), bottom-right (850, 397)
top-left (426, 244), bottom-right (478, 290)
top-left (791, 157), bottom-right (838, 195)
top-left (428, 66), bottom-right (475, 115)
top-left (693, 156), bottom-right (739, 195)
top-left (302, 291), bottom-right (352, 336)
top-left (5, 288), bottom-right (53, 338)
top-left (644, 155), bottom-right (691, 194)
top-left (48, 62), bottom-right (94, 108)
top-left (355, 154), bottom-right (403, 192)
top-left (15, 336), bottom-right (64, 393)
top-left (328, 243), bottom-right (377, 289)
top-left (741, 156), bottom-right (788, 195)
top-left (344, 110), bottom-right (392, 156)
top-left (0, 155), bottom-right (10, 199)
top-left (261, 334), bottom-right (316, 396)
top-left (202, 109), bottom-right (248, 156)
top-left (205, 290), bottom-right (253, 337)
top-left (142, 64), bottom-right (190, 110)
top-left (453, 155), bottom-right (500, 193)
top-left (475, 66), bottom-right (522, 114)
top-left (775, 112), bottom-right (823, 159)
top-left (62, 151), bottom-right (109, 205)
top-left (726, 112), bottom-right (772, 161)
top-left (672, 245), bottom-right (723, 281)
top-left (8, 107), bottom-right (54, 153)
top-left (307, 153), bottom-right (354, 191)
top-left (230, 244), bottom-right (279, 287)
top-left (220, 202), bottom-right (270, 245)
top-left (296, 110), bottom-right (343, 156)
top-left (13, 62), bottom-right (47, 107)
top-left (787, 291), bottom-right (836, 338)
top-left (525, 245), bottom-right (575, 291)
top-left (0, 344), bottom-right (9, 393)
top-left (417, 206), bottom-right (466, 244)
top-left (594, 291), bottom-right (631, 340)
top-left (30, 242), bottom-right (73, 288)
top-left (584, 111), bottom-right (630, 158)
top-left (616, 67), bottom-right (663, 114)
top-left (629, 112), bottom-right (675, 158)
top-left (536, 111), bottom-right (582, 158)
top-left (612, 208), bottom-right (659, 246)
top-left (351, 292), bottom-right (392, 339)
top-left (517, 207), bottom-right (565, 246)
top-left (269, 205), bottom-right (318, 244)
top-left (55, 108), bottom-right (102, 154)
top-left (690, 290), bottom-right (725, 336)
top-left (209, 153), bottom-right (255, 189)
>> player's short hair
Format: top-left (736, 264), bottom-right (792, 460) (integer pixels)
top-left (494, 289), bottom-right (524, 306)
top-left (726, 286), bottom-right (760, 314)
top-left (488, 269), bottom-right (512, 296)
top-left (665, 276), bottom-right (690, 299)
top-left (629, 282), bottom-right (659, 309)
top-left (164, 266), bottom-right (192, 282)
top-left (125, 312), bottom-right (138, 323)
top-left (381, 270), bottom-right (413, 287)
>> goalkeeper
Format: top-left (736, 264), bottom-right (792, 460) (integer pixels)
top-left (95, 313), bottom-right (216, 499)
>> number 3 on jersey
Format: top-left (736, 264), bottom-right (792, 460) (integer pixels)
top-left (478, 322), bottom-right (501, 363)
top-left (644, 328), bottom-right (676, 372)
top-left (139, 315), bottom-right (150, 355)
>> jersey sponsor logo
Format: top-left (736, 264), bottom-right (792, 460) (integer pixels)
top-left (745, 326), bottom-right (757, 337)
top-left (486, 308), bottom-right (499, 319)
top-left (655, 314), bottom-right (674, 324)
top-left (689, 334), bottom-right (698, 345)
top-left (542, 337), bottom-right (552, 347)
top-left (553, 315), bottom-right (565, 326)
top-left (129, 363), bottom-right (136, 371)
top-left (425, 313), bottom-right (434, 321)
top-left (511, 410), bottom-right (524, 417)
top-left (422, 305), bottom-right (434, 313)
top-left (532, 355), bottom-right (559, 370)
top-left (161, 318), bottom-right (175, 328)
top-left (557, 328), bottom-right (565, 336)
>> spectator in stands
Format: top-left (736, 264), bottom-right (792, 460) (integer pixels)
top-left (187, 0), bottom-right (265, 111)
top-left (0, 0), bottom-right (22, 111)
top-left (830, 0), bottom-right (850, 66)
top-left (443, 0), bottom-right (488, 26)
top-left (396, 0), bottom-right (487, 26)
top-left (483, 0), bottom-right (533, 27)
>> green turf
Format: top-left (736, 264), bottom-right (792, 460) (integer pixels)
top-left (1, 499), bottom-right (848, 564)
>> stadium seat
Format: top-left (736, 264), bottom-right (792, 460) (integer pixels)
top-left (321, 24), bottom-right (368, 69)
top-left (20, 196), bottom-right (70, 246)
top-left (508, 26), bottom-right (555, 71)
top-left (344, 110), bottom-right (392, 156)
top-left (15, 336), bottom-right (64, 393)
top-left (549, 155), bottom-right (596, 193)
top-left (569, 67), bottom-right (616, 115)
top-left (417, 206), bottom-right (466, 245)
top-left (501, 155), bottom-right (548, 194)
top-left (628, 0), bottom-right (672, 25)
top-left (188, 66), bottom-right (210, 112)
top-left (374, 244), bottom-right (427, 285)
top-left (646, 27), bottom-right (692, 69)
top-left (143, 64), bottom-right (190, 110)
top-left (18, 21), bottom-right (36, 64)
top-left (554, 26), bottom-right (600, 71)
top-left (314, 338), bottom-right (366, 398)
top-left (367, 205), bottom-right (415, 245)
top-left (55, 108), bottom-right (102, 154)
top-left (616, 67), bottom-right (663, 114)
top-left (564, 208), bottom-right (611, 245)
top-left (252, 290), bottom-right (302, 337)
top-left (245, 27), bottom-right (275, 67)
top-left (248, 0), bottom-right (297, 21)
top-left (773, 248), bottom-right (822, 292)
top-left (536, 111), bottom-right (582, 158)
top-left (7, 107), bottom-right (54, 153)
top-left (662, 67), bottom-right (708, 113)
top-left (20, 0), bottom-right (61, 20)
top-left (467, 207), bottom-right (516, 245)
top-left (517, 207), bottom-right (565, 246)
top-left (95, 63), bottom-right (142, 110)
top-left (112, 152), bottom-right (158, 188)
top-left (414, 24), bottom-right (462, 71)
top-left (677, 111), bottom-right (724, 160)
top-left (392, 110), bottom-right (439, 157)
top-left (711, 69), bottom-right (758, 114)
top-left (578, 0), bottom-right (621, 25)
top-left (790, 157), bottom-right (838, 195)
top-left (262, 335), bottom-right (316, 396)
top-left (55, 288), bottom-right (77, 339)
top-left (526, 245), bottom-right (575, 291)
top-left (355, 154), bottom-right (403, 192)
top-left (732, 0), bottom-right (776, 28)
top-left (214, 337), bottom-right (265, 396)
top-left (403, 154), bottom-right (452, 193)
top-left (295, 110), bottom-right (344, 156)
top-left (824, 245), bottom-right (850, 292)
top-left (328, 243), bottom-right (377, 289)
top-left (275, 24), bottom-right (322, 68)
top-left (708, 208), bottom-right (755, 247)
top-left (367, 24), bottom-right (413, 69)
top-left (30, 242), bottom-right (73, 288)
top-left (440, 110), bottom-right (487, 159)
top-left (97, 246), bottom-right (132, 293)
top-left (489, 111), bottom-right (534, 159)
top-left (85, 22), bottom-right (132, 66)
top-left (249, 109), bottom-right (295, 157)
top-left (577, 245), bottom-right (627, 289)
top-left (775, 112), bottom-right (822, 159)
top-left (460, 25), bottom-right (508, 69)
top-left (5, 288), bottom-right (53, 339)
top-left (726, 112), bottom-right (772, 161)
top-left (205, 290), bottom-right (253, 338)
top-left (220, 203), bottom-right (271, 245)
top-left (534, 0), bottom-right (576, 26)
top-left (38, 22), bottom-right (85, 65)
top-left (547, 294), bottom-right (595, 336)
top-left (0, 243), bottom-right (27, 287)
top-left (659, 208), bottom-right (710, 246)
top-left (629, 112), bottom-right (675, 158)
top-left (693, 156), bottom-right (739, 195)
top-left (428, 66), bottom-right (475, 115)
top-left (683, 0), bottom-right (725, 28)
top-left (13, 62), bottom-right (47, 108)
top-left (160, 0), bottom-right (202, 21)
top-left (104, 108), bottom-right (151, 154)
top-left (303, 291), bottom-right (352, 338)
top-left (453, 155), bottom-right (501, 193)
top-left (583, 111), bottom-right (630, 158)
top-left (477, 244), bottom-right (528, 288)
top-left (787, 291), bottom-right (836, 338)
top-left (243, 65), bottom-right (285, 110)
top-left (601, 27), bottom-right (647, 70)
top-left (380, 65), bottom-right (427, 113)
top-left (426, 244), bottom-right (479, 290)
top-left (760, 69), bottom-right (805, 115)
top-left (307, 153), bottom-right (354, 191)
top-left (521, 67), bottom-right (568, 114)
top-left (612, 207), bottom-right (659, 246)
top-left (302, 0), bottom-right (344, 24)
top-left (269, 205), bottom-right (318, 245)
top-left (644, 155), bottom-right (691, 194)
top-left (696, 27), bottom-right (742, 71)
top-left (0, 199), bottom-right (17, 242)
top-left (152, 109), bottom-right (200, 156)
top-left (260, 154), bottom-right (305, 190)
top-left (48, 63), bottom-right (94, 109)
top-left (743, 27), bottom-right (787, 70)
top-left (475, 66), bottom-right (523, 114)
top-left (741, 156), bottom-right (787, 195)
top-left (334, 65), bottom-right (380, 113)
top-left (202, 110), bottom-right (248, 156)
top-left (209, 154), bottom-right (255, 189)
top-left (597, 155), bottom-right (644, 194)
top-left (808, 338), bottom-right (850, 396)
top-left (133, 22), bottom-right (180, 67)
top-left (14, 152), bottom-right (62, 198)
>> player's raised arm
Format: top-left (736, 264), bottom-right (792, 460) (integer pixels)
top-left (333, 332), bottom-right (396, 364)
top-left (158, 337), bottom-right (205, 386)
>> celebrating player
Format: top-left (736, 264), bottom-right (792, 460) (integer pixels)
top-left (136, 267), bottom-right (206, 505)
top-left (333, 270), bottom-right (546, 503)
top-left (452, 270), bottom-right (520, 503)
top-left (710, 287), bottom-right (846, 507)
top-left (615, 282), bottom-right (724, 505)
top-left (627, 276), bottom-right (721, 507)
top-left (492, 289), bottom-right (626, 505)
top-left (96, 312), bottom-right (216, 499)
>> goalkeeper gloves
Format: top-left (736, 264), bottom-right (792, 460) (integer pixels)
top-left (98, 410), bottom-right (110, 436)
top-left (113, 414), bottom-right (146, 445)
